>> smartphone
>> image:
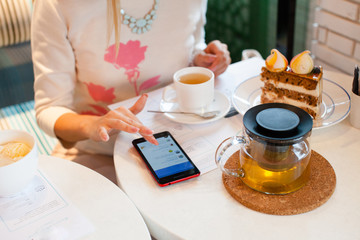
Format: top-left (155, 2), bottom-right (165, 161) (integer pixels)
top-left (132, 131), bottom-right (200, 187)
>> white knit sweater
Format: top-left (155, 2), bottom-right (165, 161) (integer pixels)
top-left (31, 0), bottom-right (207, 154)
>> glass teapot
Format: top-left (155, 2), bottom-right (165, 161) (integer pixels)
top-left (215, 103), bottom-right (313, 195)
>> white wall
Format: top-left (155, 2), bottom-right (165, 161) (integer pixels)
top-left (310, 0), bottom-right (360, 75)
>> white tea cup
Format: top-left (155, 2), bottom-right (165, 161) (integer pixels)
top-left (162, 67), bottom-right (214, 113)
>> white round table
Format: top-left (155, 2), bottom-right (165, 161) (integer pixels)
top-left (39, 155), bottom-right (151, 240)
top-left (113, 58), bottom-right (360, 240)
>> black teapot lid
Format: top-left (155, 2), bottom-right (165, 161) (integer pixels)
top-left (243, 103), bottom-right (313, 145)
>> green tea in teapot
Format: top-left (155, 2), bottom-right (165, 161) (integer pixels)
top-left (239, 141), bottom-right (311, 194)
top-left (215, 103), bottom-right (313, 195)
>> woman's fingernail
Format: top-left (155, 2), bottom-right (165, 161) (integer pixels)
top-left (131, 127), bottom-right (140, 133)
top-left (151, 137), bottom-right (159, 145)
top-left (102, 133), bottom-right (109, 142)
top-left (209, 55), bottom-right (217, 60)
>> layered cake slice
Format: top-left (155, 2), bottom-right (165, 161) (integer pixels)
top-left (260, 49), bottom-right (323, 119)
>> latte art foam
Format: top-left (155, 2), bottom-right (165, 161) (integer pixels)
top-left (0, 142), bottom-right (31, 167)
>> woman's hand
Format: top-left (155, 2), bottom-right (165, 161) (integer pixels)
top-left (193, 40), bottom-right (231, 77)
top-left (88, 94), bottom-right (158, 145)
top-left (54, 94), bottom-right (158, 147)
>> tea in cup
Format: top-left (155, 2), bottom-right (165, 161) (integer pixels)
top-left (215, 103), bottom-right (313, 195)
top-left (162, 67), bottom-right (214, 113)
top-left (0, 130), bottom-right (38, 196)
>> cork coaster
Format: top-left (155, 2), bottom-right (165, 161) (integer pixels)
top-left (223, 150), bottom-right (336, 215)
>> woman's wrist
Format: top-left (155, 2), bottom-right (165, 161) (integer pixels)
top-left (54, 113), bottom-right (98, 143)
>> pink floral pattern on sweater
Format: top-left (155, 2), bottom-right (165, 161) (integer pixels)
top-left (104, 40), bottom-right (160, 95)
top-left (82, 83), bottom-right (115, 115)
top-left (85, 82), bottom-right (115, 104)
top-left (83, 40), bottom-right (161, 116)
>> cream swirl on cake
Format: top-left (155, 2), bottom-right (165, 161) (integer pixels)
top-left (290, 50), bottom-right (314, 75)
top-left (265, 49), bottom-right (288, 72)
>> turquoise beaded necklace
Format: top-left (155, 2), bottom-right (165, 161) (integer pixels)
top-left (120, 0), bottom-right (159, 34)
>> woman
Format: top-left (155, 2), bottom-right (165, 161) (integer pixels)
top-left (31, 0), bottom-right (231, 180)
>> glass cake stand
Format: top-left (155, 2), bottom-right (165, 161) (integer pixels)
top-left (231, 75), bottom-right (351, 129)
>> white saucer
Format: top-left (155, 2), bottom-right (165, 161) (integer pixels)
top-left (159, 90), bottom-right (231, 124)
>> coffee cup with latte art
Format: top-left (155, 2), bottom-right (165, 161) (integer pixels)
top-left (0, 130), bottom-right (38, 196)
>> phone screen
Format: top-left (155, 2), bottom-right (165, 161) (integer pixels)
top-left (132, 131), bottom-right (200, 186)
